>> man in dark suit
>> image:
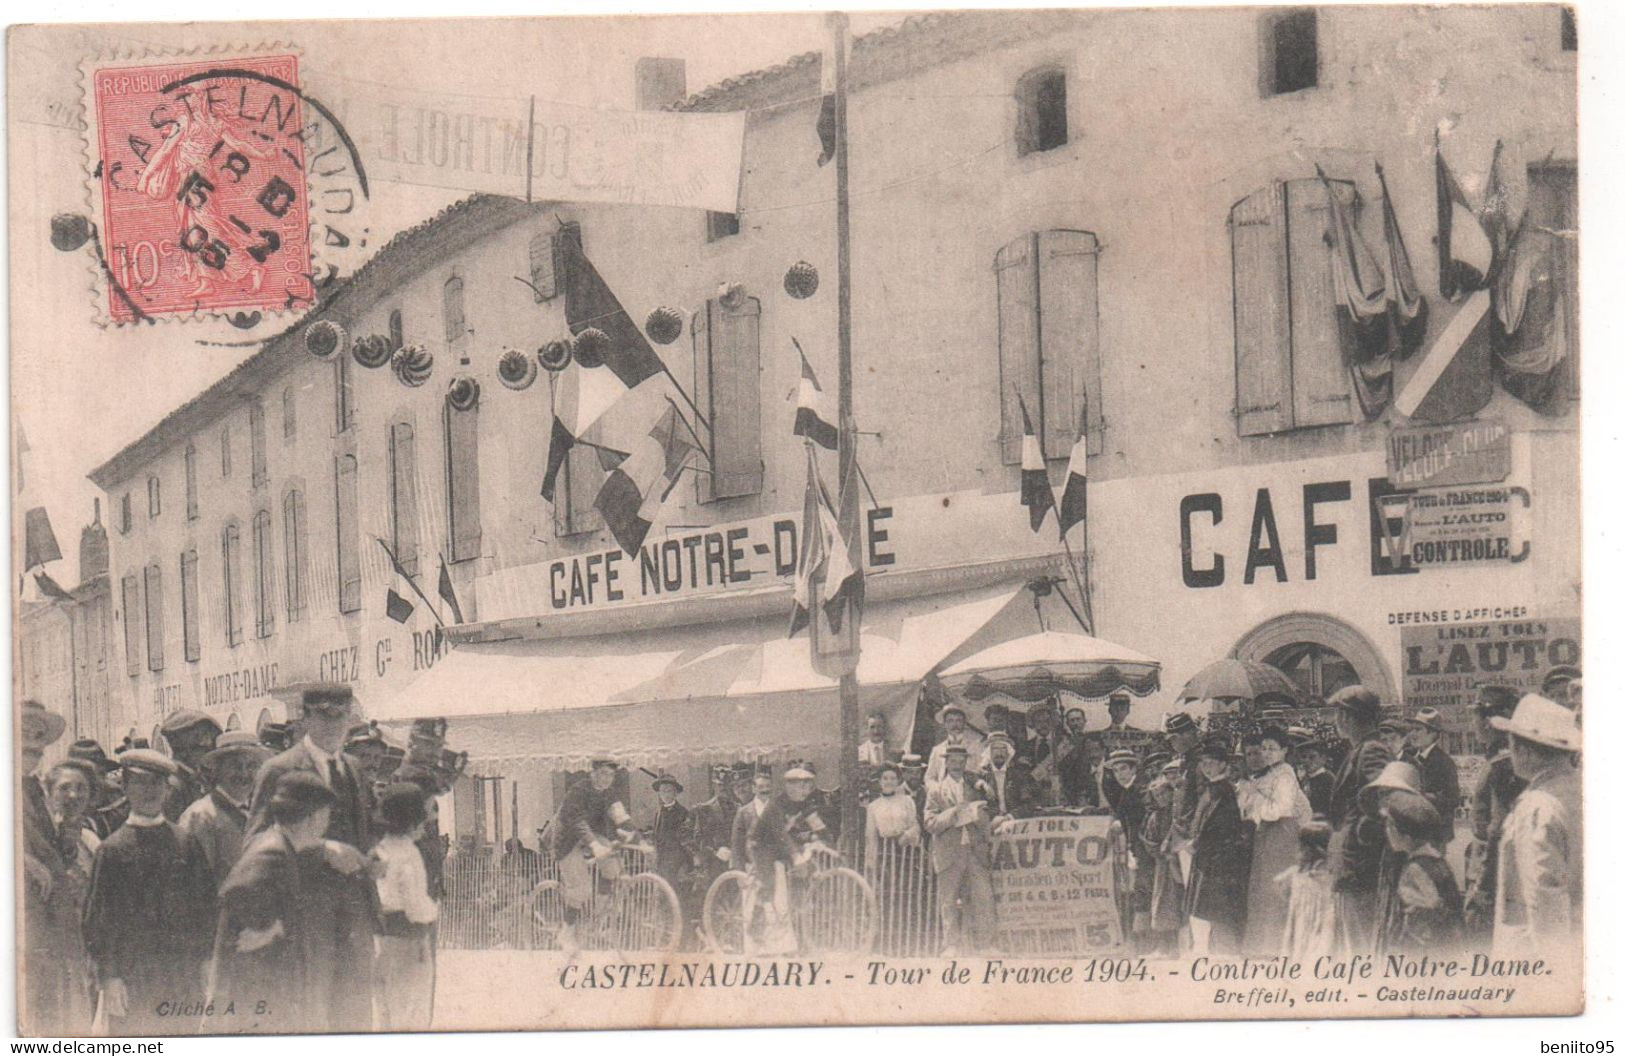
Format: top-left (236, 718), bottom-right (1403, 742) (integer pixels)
top-left (732, 769), bottom-right (775, 875)
top-left (1185, 739), bottom-right (1251, 954)
top-left (247, 683), bottom-right (374, 858)
top-left (1059, 734), bottom-right (1109, 809)
top-left (158, 709), bottom-right (222, 822)
top-left (690, 764), bottom-right (749, 881)
top-left (1295, 737), bottom-right (1336, 818)
top-left (1326, 685), bottom-right (1395, 954)
top-left (649, 772), bottom-right (691, 891)
top-left (981, 732), bottom-right (1043, 821)
top-left (1404, 707), bottom-right (1462, 845)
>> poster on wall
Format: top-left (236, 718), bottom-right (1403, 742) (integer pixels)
top-left (989, 814), bottom-right (1125, 955)
top-left (1400, 616), bottom-right (1581, 714)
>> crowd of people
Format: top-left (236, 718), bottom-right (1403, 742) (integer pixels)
top-left (19, 686), bottom-right (456, 1037)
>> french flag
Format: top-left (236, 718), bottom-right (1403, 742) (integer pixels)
top-left (1017, 394), bottom-right (1054, 532)
top-left (1057, 428), bottom-right (1087, 539)
top-left (793, 343), bottom-right (838, 450)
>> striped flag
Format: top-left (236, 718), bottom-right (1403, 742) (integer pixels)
top-left (594, 402), bottom-right (698, 556)
top-left (789, 445), bottom-right (829, 637)
top-left (437, 556), bottom-right (464, 625)
top-left (541, 225), bottom-right (666, 502)
top-left (1318, 166), bottom-right (1391, 418)
top-left (1017, 395), bottom-right (1054, 532)
top-left (1437, 140), bottom-right (1493, 302)
top-left (824, 449), bottom-right (862, 634)
top-left (815, 36), bottom-right (838, 166)
top-left (1057, 426), bottom-right (1088, 539)
top-left (1375, 161), bottom-right (1429, 361)
top-left (792, 344), bottom-right (838, 450)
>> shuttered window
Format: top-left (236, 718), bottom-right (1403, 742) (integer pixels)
top-left (444, 275), bottom-right (466, 345)
top-left (996, 230), bottom-right (1103, 463)
top-left (283, 488), bottom-right (307, 622)
top-left (389, 420), bottom-right (420, 574)
top-left (253, 509), bottom-right (275, 639)
top-left (121, 573), bottom-right (141, 676)
top-left (335, 455), bottom-right (361, 612)
top-left (180, 548), bottom-right (200, 662)
top-left (693, 294), bottom-right (763, 501)
top-left (445, 401), bottom-right (482, 561)
top-left (1229, 178), bottom-right (1357, 435)
top-left (282, 386), bottom-right (297, 440)
top-left (555, 430), bottom-right (607, 537)
top-left (184, 443), bottom-right (199, 520)
top-left (221, 426), bottom-right (232, 476)
top-left (389, 309), bottom-right (405, 351)
top-left (334, 356), bottom-right (354, 434)
top-left (143, 564), bottom-right (164, 671)
top-left (250, 399), bottom-right (268, 486)
top-left (528, 230), bottom-right (559, 302)
top-left (222, 523), bottom-right (243, 645)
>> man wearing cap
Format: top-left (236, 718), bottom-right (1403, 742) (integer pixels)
top-left (1186, 739), bottom-right (1251, 954)
top-left (1105, 692), bottom-right (1140, 734)
top-left (926, 704), bottom-right (984, 783)
top-left (20, 700), bottom-right (73, 1035)
top-left (1464, 685), bottom-right (1526, 937)
top-left (248, 685), bottom-right (373, 854)
top-left (924, 744), bottom-right (995, 954)
top-left (649, 772), bottom-right (691, 894)
top-left (983, 732), bottom-right (1042, 823)
top-left (178, 730), bottom-right (273, 903)
top-left (159, 709), bottom-right (224, 823)
top-left (1540, 664), bottom-right (1580, 706)
top-left (690, 764), bottom-right (748, 888)
top-left (1162, 712), bottom-right (1205, 822)
top-left (1491, 694), bottom-right (1582, 961)
top-left (1404, 708), bottom-right (1461, 845)
top-left (550, 759), bottom-right (635, 951)
top-left (1325, 686), bottom-right (1395, 954)
top-left (84, 748), bottom-right (208, 1035)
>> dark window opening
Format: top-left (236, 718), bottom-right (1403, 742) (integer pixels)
top-left (707, 211), bottom-right (740, 241)
top-left (1016, 68), bottom-right (1068, 156)
top-left (1264, 9), bottom-right (1318, 96)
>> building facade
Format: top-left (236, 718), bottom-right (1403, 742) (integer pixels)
top-left (89, 6), bottom-right (1579, 841)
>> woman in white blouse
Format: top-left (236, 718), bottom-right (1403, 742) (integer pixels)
top-left (1235, 726), bottom-right (1313, 955)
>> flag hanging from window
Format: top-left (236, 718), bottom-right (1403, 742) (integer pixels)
top-left (815, 39), bottom-right (838, 166)
top-left (1436, 139), bottom-right (1493, 301)
top-left (1375, 161), bottom-right (1429, 361)
top-left (1480, 139), bottom-right (1514, 272)
top-left (1017, 395), bottom-right (1054, 532)
top-left (437, 556), bottom-right (465, 625)
top-left (23, 507), bottom-right (61, 572)
top-left (385, 589), bottom-right (415, 624)
top-left (594, 401), bottom-right (699, 556)
top-left (792, 342), bottom-right (838, 450)
top-left (1057, 423), bottom-right (1088, 539)
top-left (1492, 216), bottom-right (1568, 413)
top-left (1317, 165), bottom-right (1391, 419)
top-left (542, 225), bottom-right (667, 502)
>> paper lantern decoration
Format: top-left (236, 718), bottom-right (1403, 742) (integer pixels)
top-left (50, 213), bottom-right (92, 253)
top-left (717, 282), bottom-right (747, 311)
top-left (352, 333), bottom-right (394, 369)
top-left (304, 319), bottom-right (347, 361)
top-left (573, 327), bottom-right (610, 368)
top-left (391, 344), bottom-right (433, 387)
top-left (784, 261), bottom-right (819, 300)
top-left (646, 306), bottom-right (683, 345)
top-left (539, 338), bottom-right (573, 373)
top-left (447, 375), bottom-right (481, 412)
top-left (497, 347), bottom-right (538, 390)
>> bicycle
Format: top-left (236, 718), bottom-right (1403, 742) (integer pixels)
top-left (529, 841), bottom-right (684, 953)
top-left (700, 841), bottom-right (876, 954)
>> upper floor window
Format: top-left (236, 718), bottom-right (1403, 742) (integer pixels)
top-left (250, 399), bottom-right (268, 487)
top-left (334, 356), bottom-right (355, 434)
top-left (119, 492), bottom-right (132, 534)
top-left (995, 230), bottom-right (1104, 463)
top-left (389, 420), bottom-right (420, 575)
top-left (693, 292), bottom-right (763, 502)
top-left (1262, 9), bottom-right (1318, 96)
top-left (147, 475), bottom-right (161, 518)
top-left (555, 428), bottom-right (607, 538)
top-left (252, 509), bottom-right (275, 639)
top-left (143, 563), bottom-right (164, 672)
top-left (389, 308), bottom-right (405, 350)
top-left (1229, 178), bottom-right (1357, 435)
top-left (184, 443), bottom-right (199, 520)
top-left (220, 426), bottom-right (232, 477)
top-left (527, 230), bottom-right (560, 302)
top-left (282, 385), bottom-right (297, 441)
top-left (707, 211), bottom-right (741, 241)
top-left (180, 548), bottom-right (201, 662)
top-left (222, 522), bottom-right (244, 646)
top-left (444, 398), bottom-right (482, 561)
top-left (1015, 67), bottom-right (1068, 156)
top-left (335, 454), bottom-right (362, 613)
top-left (283, 488), bottom-right (308, 623)
top-left (120, 573), bottom-right (141, 676)
top-left (443, 275), bottom-right (466, 345)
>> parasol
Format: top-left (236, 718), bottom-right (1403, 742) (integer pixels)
top-left (936, 630), bottom-right (1161, 703)
top-left (1175, 658), bottom-right (1301, 705)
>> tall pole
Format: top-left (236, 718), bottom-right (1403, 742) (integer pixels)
top-left (829, 11), bottom-right (864, 845)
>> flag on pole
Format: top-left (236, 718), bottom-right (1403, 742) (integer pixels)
top-left (594, 401), bottom-right (698, 556)
top-left (23, 507), bottom-right (61, 572)
top-left (1317, 166), bottom-right (1391, 418)
top-left (1375, 161), bottom-right (1429, 361)
top-left (1057, 426), bottom-right (1088, 539)
top-left (789, 445), bottom-right (829, 638)
top-left (1017, 395), bottom-right (1054, 531)
top-left (437, 556), bottom-right (465, 625)
top-left (815, 38), bottom-right (838, 166)
top-left (1436, 139), bottom-right (1494, 302)
top-left (792, 344), bottom-right (838, 450)
top-left (34, 571), bottom-right (72, 601)
top-left (1480, 139), bottom-right (1514, 273)
top-left (385, 589), bottom-right (415, 623)
top-left (825, 445), bottom-right (863, 634)
top-left (542, 225), bottom-right (667, 502)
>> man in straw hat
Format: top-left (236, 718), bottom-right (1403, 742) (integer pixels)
top-left (19, 700), bottom-right (71, 1035)
top-left (926, 703), bottom-right (984, 783)
top-left (178, 730), bottom-right (273, 900)
top-left (1325, 686), bottom-right (1396, 954)
top-left (924, 744), bottom-right (995, 955)
top-left (1404, 707), bottom-right (1462, 844)
top-left (1490, 694), bottom-right (1582, 961)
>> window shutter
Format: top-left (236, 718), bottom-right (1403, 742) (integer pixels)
top-left (253, 510), bottom-right (275, 638)
top-left (444, 275), bottom-right (466, 345)
top-left (696, 296), bottom-right (764, 502)
top-left (529, 230), bottom-right (558, 301)
top-left (557, 430), bottom-right (607, 536)
top-left (1230, 183), bottom-right (1294, 435)
top-left (122, 574), bottom-right (141, 676)
top-left (181, 550), bottom-right (200, 662)
top-left (184, 444), bottom-right (199, 520)
top-left (145, 564), bottom-right (164, 671)
top-left (1037, 230), bottom-right (1102, 455)
top-left (996, 234), bottom-right (1042, 463)
top-left (335, 455), bottom-right (361, 612)
top-left (390, 421), bottom-right (420, 574)
top-left (223, 524), bottom-right (243, 645)
top-left (283, 489), bottom-right (307, 622)
top-left (445, 402), bottom-right (482, 561)
top-left (1285, 177), bottom-right (1355, 428)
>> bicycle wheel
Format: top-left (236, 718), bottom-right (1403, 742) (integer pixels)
top-left (529, 879), bottom-right (569, 950)
top-left (611, 872), bottom-right (684, 953)
top-left (797, 866), bottom-right (877, 953)
top-left (701, 870), bottom-right (752, 954)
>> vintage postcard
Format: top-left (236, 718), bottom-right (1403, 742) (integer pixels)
top-left (9, 4), bottom-right (1583, 1037)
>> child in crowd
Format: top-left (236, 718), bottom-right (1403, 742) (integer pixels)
top-left (1379, 792), bottom-right (1466, 957)
top-left (1279, 819), bottom-right (1336, 961)
top-left (372, 783), bottom-right (440, 1031)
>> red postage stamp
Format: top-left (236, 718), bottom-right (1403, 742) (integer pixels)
top-left (87, 54), bottom-right (313, 323)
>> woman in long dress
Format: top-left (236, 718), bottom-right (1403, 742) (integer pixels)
top-left (1236, 726), bottom-right (1313, 955)
top-left (43, 763), bottom-right (99, 1034)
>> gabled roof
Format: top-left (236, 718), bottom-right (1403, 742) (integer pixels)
top-left (89, 194), bottom-right (545, 489)
top-left (673, 10), bottom-right (1086, 115)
